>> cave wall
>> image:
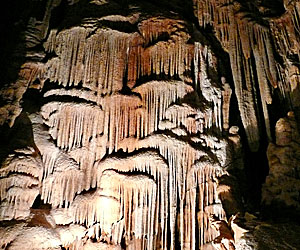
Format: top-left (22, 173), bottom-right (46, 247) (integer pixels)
top-left (0, 0), bottom-right (300, 249)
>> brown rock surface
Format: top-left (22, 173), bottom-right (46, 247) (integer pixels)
top-left (262, 112), bottom-right (300, 209)
top-left (0, 0), bottom-right (300, 249)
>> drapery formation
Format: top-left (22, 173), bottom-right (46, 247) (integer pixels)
top-left (193, 0), bottom-right (300, 151)
top-left (1, 0), bottom-right (300, 249)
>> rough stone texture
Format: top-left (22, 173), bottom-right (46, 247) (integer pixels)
top-left (0, 0), bottom-right (300, 249)
top-left (233, 213), bottom-right (300, 250)
top-left (262, 111), bottom-right (300, 210)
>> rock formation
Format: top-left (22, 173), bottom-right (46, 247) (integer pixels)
top-left (0, 0), bottom-right (300, 249)
top-left (262, 111), bottom-right (300, 210)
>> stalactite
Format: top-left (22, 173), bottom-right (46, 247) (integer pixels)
top-left (199, 134), bottom-right (229, 167)
top-left (193, 0), bottom-right (283, 150)
top-left (134, 80), bottom-right (194, 138)
top-left (127, 18), bottom-right (193, 86)
top-left (0, 152), bottom-right (42, 180)
top-left (69, 146), bottom-right (99, 191)
top-left (115, 133), bottom-right (227, 249)
top-left (0, 148), bottom-right (42, 220)
top-left (64, 170), bottom-right (158, 249)
top-left (93, 152), bottom-right (168, 248)
top-left (41, 102), bottom-right (104, 150)
top-left (41, 166), bottom-right (83, 207)
top-left (41, 93), bottom-right (144, 156)
top-left (31, 114), bottom-right (84, 207)
top-left (71, 191), bottom-right (121, 235)
top-left (164, 102), bottom-right (218, 134)
top-left (0, 188), bottom-right (40, 220)
top-left (0, 5), bottom-right (244, 248)
top-left (100, 95), bottom-right (142, 153)
top-left (43, 28), bottom-right (131, 94)
top-left (136, 42), bottom-right (193, 81)
top-left (270, 0), bottom-right (300, 108)
top-left (40, 148), bottom-right (84, 207)
top-left (194, 43), bottom-right (222, 130)
top-left (19, 62), bottom-right (46, 87)
top-left (0, 175), bottom-right (39, 201)
top-left (185, 160), bottom-right (227, 247)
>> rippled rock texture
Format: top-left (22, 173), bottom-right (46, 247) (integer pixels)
top-left (0, 0), bottom-right (300, 249)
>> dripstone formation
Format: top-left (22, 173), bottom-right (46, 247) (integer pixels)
top-left (0, 0), bottom-right (300, 249)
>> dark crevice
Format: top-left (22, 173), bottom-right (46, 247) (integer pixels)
top-left (43, 94), bottom-right (100, 107)
top-left (102, 168), bottom-right (156, 182)
top-left (54, 0), bottom-right (131, 32)
top-left (143, 32), bottom-right (170, 48)
top-left (96, 20), bottom-right (138, 34)
top-left (31, 195), bottom-right (52, 210)
top-left (241, 52), bottom-right (270, 211)
top-left (133, 72), bottom-right (182, 89)
top-left (41, 51), bottom-right (57, 63)
top-left (48, 0), bottom-right (68, 30)
top-left (42, 80), bottom-right (92, 93)
top-left (21, 88), bottom-right (44, 114)
top-left (1, 171), bottom-right (38, 180)
top-left (0, 112), bottom-right (37, 166)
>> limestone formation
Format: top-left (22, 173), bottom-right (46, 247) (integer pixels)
top-left (262, 111), bottom-right (300, 210)
top-left (0, 0), bottom-right (300, 249)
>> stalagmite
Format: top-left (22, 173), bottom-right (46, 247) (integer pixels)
top-left (221, 78), bottom-right (232, 131)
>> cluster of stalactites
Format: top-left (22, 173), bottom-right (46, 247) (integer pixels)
top-left (1, 15), bottom-right (239, 248)
top-left (38, 80), bottom-right (192, 203)
top-left (62, 169), bottom-right (157, 249)
top-left (44, 28), bottom-right (129, 96)
top-left (41, 102), bottom-right (105, 151)
top-left (41, 20), bottom-right (194, 96)
top-left (128, 17), bottom-right (193, 87)
top-left (2, 101), bottom-right (231, 248)
top-left (30, 114), bottom-right (85, 208)
top-left (193, 0), bottom-right (280, 151)
top-left (270, 0), bottom-right (300, 107)
top-left (0, 148), bottom-right (42, 220)
top-left (62, 138), bottom-right (227, 250)
top-left (112, 134), bottom-right (228, 250)
top-left (41, 80), bottom-right (192, 155)
top-left (25, 19), bottom-right (229, 137)
top-left (31, 118), bottom-right (229, 249)
top-left (184, 162), bottom-right (226, 248)
top-left (92, 152), bottom-right (169, 248)
top-left (138, 17), bottom-right (189, 46)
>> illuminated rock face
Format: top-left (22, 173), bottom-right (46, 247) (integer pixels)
top-left (0, 0), bottom-right (300, 249)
